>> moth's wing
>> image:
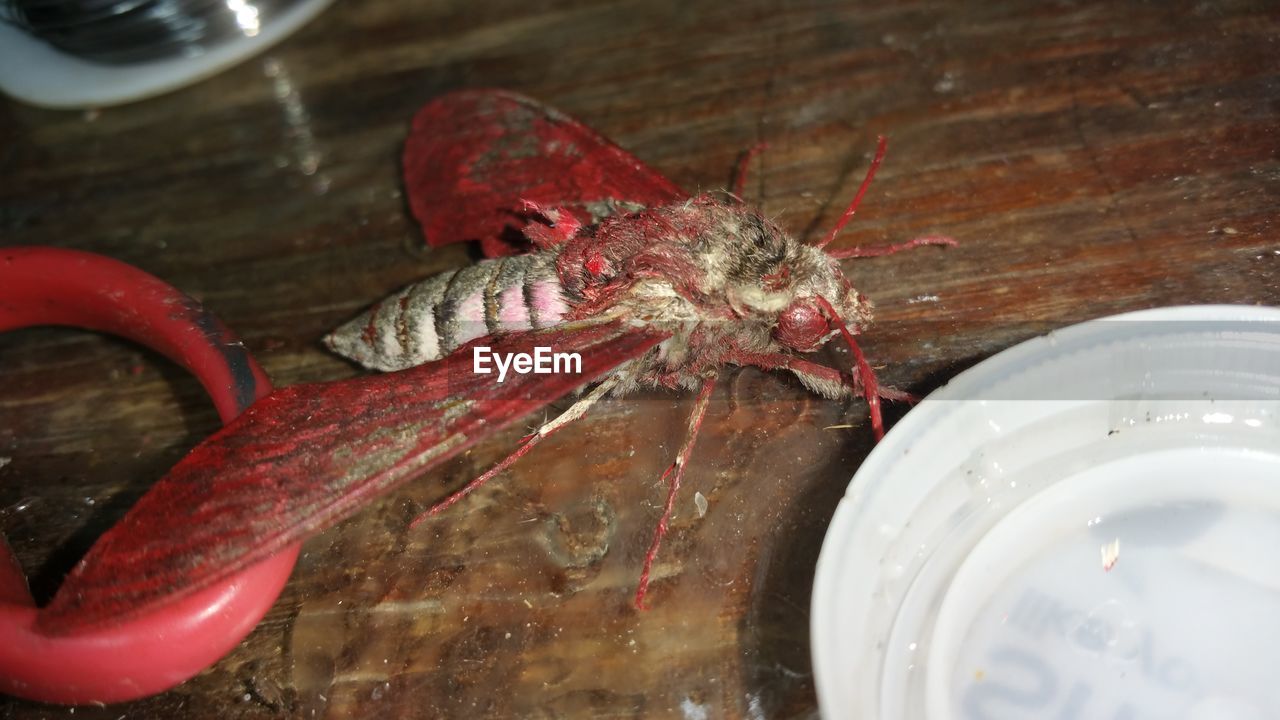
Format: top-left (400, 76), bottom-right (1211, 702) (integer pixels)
top-left (40, 322), bottom-right (667, 633)
top-left (404, 89), bottom-right (688, 257)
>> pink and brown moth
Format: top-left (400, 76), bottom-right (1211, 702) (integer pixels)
top-left (326, 90), bottom-right (954, 606)
top-left (37, 90), bottom-right (951, 633)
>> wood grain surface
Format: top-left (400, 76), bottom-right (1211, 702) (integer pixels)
top-left (2, 0), bottom-right (1277, 717)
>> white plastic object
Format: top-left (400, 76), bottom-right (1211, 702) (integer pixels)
top-left (812, 305), bottom-right (1280, 720)
top-left (0, 0), bottom-right (334, 109)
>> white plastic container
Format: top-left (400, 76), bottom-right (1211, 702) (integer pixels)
top-left (812, 305), bottom-right (1280, 720)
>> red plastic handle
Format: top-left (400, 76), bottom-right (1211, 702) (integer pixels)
top-left (0, 247), bottom-right (300, 705)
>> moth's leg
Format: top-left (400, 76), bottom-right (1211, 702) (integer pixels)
top-left (825, 235), bottom-right (957, 259)
top-left (409, 373), bottom-right (622, 528)
top-left (729, 351), bottom-right (915, 403)
top-left (634, 375), bottom-right (717, 610)
top-left (731, 142), bottom-right (770, 199)
top-left (726, 349), bottom-right (914, 440)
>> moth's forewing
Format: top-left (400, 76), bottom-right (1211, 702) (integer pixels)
top-left (40, 322), bottom-right (667, 633)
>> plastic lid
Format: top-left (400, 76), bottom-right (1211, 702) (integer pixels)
top-left (812, 305), bottom-right (1280, 719)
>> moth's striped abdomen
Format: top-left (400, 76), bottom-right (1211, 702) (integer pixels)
top-left (326, 252), bottom-right (568, 371)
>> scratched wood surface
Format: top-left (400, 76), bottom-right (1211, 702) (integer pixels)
top-left (1, 0), bottom-right (1277, 717)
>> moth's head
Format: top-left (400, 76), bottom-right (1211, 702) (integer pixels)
top-left (770, 252), bottom-right (870, 353)
top-left (704, 204), bottom-right (869, 353)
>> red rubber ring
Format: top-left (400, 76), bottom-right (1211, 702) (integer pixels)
top-left (0, 247), bottom-right (300, 705)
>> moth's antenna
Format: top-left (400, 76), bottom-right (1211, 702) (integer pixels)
top-left (815, 135), bottom-right (888, 250)
top-left (814, 295), bottom-right (884, 440)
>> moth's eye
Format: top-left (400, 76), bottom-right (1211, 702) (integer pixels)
top-left (775, 299), bottom-right (830, 351)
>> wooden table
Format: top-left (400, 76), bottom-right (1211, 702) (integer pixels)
top-left (2, 0), bottom-right (1276, 717)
